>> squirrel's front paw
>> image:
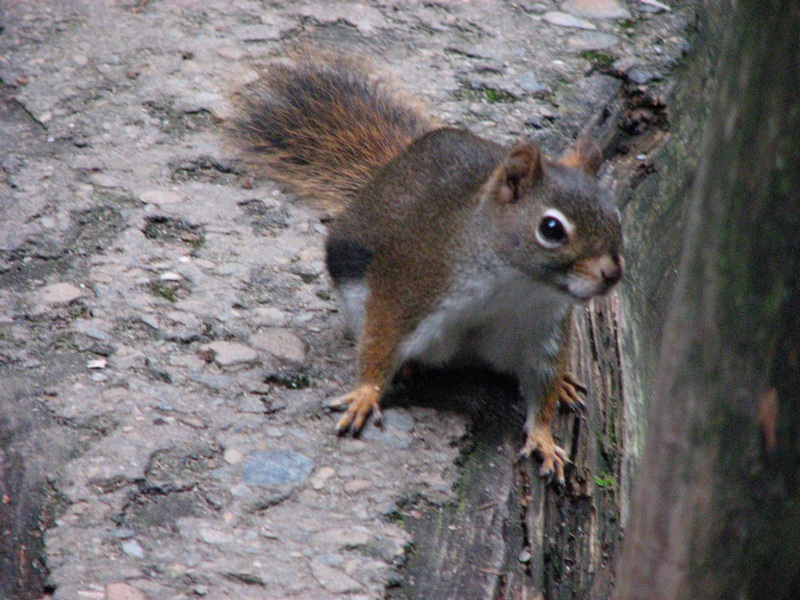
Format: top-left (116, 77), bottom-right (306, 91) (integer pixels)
top-left (328, 384), bottom-right (383, 435)
top-left (520, 425), bottom-right (569, 488)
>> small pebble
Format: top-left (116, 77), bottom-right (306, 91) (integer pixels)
top-left (343, 479), bottom-right (371, 494)
top-left (199, 341), bottom-right (258, 367)
top-left (311, 561), bottom-right (363, 594)
top-left (542, 11), bottom-right (596, 30)
top-left (518, 74), bottom-right (549, 94)
top-left (38, 282), bottom-right (83, 306)
top-left (241, 451), bottom-right (314, 486)
top-left (310, 466), bottom-right (336, 490)
top-left (627, 68), bottom-right (654, 85)
top-left (105, 583), bottom-right (147, 600)
top-left (111, 528), bottom-right (136, 539)
top-left (140, 190), bottom-right (183, 205)
top-left (638, 0), bottom-right (671, 13)
top-left (121, 539), bottom-right (145, 559)
top-left (563, 0), bottom-right (630, 19)
top-left (567, 32), bottom-right (619, 51)
top-left (224, 448), bottom-right (244, 464)
top-left (199, 528), bottom-right (231, 545)
top-left (250, 328), bottom-right (306, 365)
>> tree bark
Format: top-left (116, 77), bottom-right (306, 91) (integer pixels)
top-left (615, 2), bottom-right (800, 598)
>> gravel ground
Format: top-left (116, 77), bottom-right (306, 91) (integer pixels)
top-left (0, 1), bottom-right (692, 598)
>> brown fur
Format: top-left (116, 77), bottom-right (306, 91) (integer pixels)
top-left (230, 50), bottom-right (434, 211)
top-left (559, 137), bottom-right (603, 175)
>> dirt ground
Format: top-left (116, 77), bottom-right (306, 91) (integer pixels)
top-left (0, 1), bottom-right (693, 598)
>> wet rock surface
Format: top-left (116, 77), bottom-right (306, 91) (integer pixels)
top-left (0, 1), bottom-right (695, 598)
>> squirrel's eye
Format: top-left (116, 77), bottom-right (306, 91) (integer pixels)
top-left (536, 214), bottom-right (568, 248)
top-left (540, 217), bottom-right (565, 241)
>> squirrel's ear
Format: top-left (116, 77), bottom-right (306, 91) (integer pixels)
top-left (492, 142), bottom-right (544, 204)
top-left (560, 138), bottom-right (603, 176)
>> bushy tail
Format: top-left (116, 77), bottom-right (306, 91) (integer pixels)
top-left (230, 51), bottom-right (435, 210)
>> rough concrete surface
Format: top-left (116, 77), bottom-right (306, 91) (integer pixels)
top-left (0, 1), bottom-right (693, 598)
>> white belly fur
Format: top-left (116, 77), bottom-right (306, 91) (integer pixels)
top-left (400, 274), bottom-right (570, 378)
top-left (337, 273), bottom-right (570, 381)
top-left (339, 281), bottom-right (368, 340)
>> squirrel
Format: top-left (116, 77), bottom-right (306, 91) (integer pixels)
top-left (230, 52), bottom-right (623, 486)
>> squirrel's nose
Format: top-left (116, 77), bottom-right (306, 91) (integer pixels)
top-left (601, 254), bottom-right (623, 286)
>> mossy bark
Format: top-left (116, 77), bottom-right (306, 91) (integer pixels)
top-left (615, 1), bottom-right (800, 598)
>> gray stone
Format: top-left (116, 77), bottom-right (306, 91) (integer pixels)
top-left (120, 539), bottom-right (145, 559)
top-left (110, 528), bottom-right (136, 539)
top-left (241, 451), bottom-right (313, 487)
top-left (232, 21), bottom-right (293, 42)
top-left (224, 448), bottom-right (244, 464)
top-left (627, 68), bottom-right (654, 84)
top-left (360, 408), bottom-right (415, 449)
top-left (563, 0), bottom-right (631, 19)
top-left (542, 11), bottom-right (597, 29)
top-left (251, 306), bottom-right (288, 327)
top-left (310, 466), bottom-right (336, 490)
top-left (312, 527), bottom-right (372, 549)
top-left (520, 2), bottom-right (549, 13)
top-left (105, 583), bottom-right (147, 600)
top-left (187, 372), bottom-right (234, 391)
top-left (518, 74), bottom-right (549, 94)
top-left (567, 32), bottom-right (620, 51)
top-left (612, 56), bottom-right (640, 74)
top-left (139, 315), bottom-right (160, 331)
top-left (38, 282), bottom-right (83, 306)
top-left (140, 190), bottom-right (183, 205)
top-left (199, 527), bottom-right (232, 545)
top-left (165, 310), bottom-right (202, 330)
top-left (177, 414), bottom-right (207, 429)
top-left (237, 393), bottom-right (269, 413)
top-left (310, 560), bottom-right (363, 594)
top-left (73, 319), bottom-right (111, 341)
top-left (638, 0), bottom-right (671, 13)
top-left (249, 328), bottom-right (306, 365)
top-left (343, 479), bottom-right (372, 494)
top-left (199, 341), bottom-right (258, 367)
top-left (190, 93), bottom-right (226, 115)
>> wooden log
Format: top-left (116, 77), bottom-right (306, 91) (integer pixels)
top-left (615, 2), bottom-right (800, 598)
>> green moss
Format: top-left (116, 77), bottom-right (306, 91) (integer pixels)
top-left (594, 472), bottom-right (616, 488)
top-left (151, 280), bottom-right (177, 303)
top-left (484, 87), bottom-right (517, 103)
top-left (68, 304), bottom-right (90, 320)
top-left (264, 373), bottom-right (311, 389)
top-left (579, 50), bottom-right (617, 70)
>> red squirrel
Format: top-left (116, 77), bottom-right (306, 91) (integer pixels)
top-left (231, 52), bottom-right (623, 486)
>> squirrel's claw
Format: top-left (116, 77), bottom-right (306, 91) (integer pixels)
top-left (520, 425), bottom-right (569, 489)
top-left (329, 384), bottom-right (382, 435)
top-left (558, 371), bottom-right (588, 413)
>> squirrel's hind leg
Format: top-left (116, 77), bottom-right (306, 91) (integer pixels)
top-left (328, 284), bottom-right (404, 435)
